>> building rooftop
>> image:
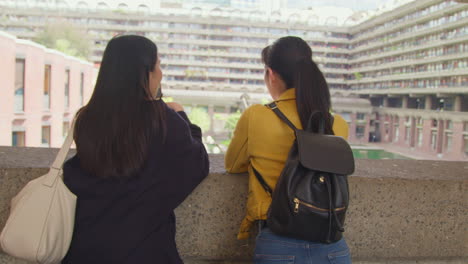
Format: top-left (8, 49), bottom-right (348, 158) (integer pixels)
top-left (0, 0), bottom-right (419, 26)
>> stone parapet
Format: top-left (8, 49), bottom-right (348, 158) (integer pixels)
top-left (0, 147), bottom-right (467, 263)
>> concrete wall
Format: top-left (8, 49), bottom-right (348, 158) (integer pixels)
top-left (0, 147), bottom-right (467, 263)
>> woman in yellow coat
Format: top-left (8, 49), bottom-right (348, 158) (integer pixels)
top-left (225, 36), bottom-right (352, 263)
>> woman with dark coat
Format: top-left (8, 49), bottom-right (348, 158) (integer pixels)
top-left (62, 35), bottom-right (209, 264)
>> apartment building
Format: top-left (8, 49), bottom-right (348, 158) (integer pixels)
top-left (347, 0), bottom-right (468, 160)
top-left (0, 31), bottom-right (95, 148)
top-left (0, 0), bottom-right (466, 160)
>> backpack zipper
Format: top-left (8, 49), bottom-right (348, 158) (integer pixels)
top-left (293, 198), bottom-right (346, 213)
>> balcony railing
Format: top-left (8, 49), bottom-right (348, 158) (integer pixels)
top-left (350, 3), bottom-right (467, 46)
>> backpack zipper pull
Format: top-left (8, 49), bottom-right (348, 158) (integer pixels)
top-left (293, 198), bottom-right (299, 213)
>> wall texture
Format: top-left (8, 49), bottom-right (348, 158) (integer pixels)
top-left (0, 147), bottom-right (467, 263)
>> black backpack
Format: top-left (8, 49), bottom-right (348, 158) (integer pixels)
top-left (253, 102), bottom-right (355, 243)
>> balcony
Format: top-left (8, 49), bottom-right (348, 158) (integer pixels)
top-left (351, 51), bottom-right (468, 74)
top-left (350, 3), bottom-right (467, 46)
top-left (374, 107), bottom-right (468, 120)
top-left (0, 147), bottom-right (466, 263)
top-left (352, 86), bottom-right (468, 96)
top-left (347, 68), bottom-right (468, 84)
top-left (163, 80), bottom-right (266, 93)
top-left (350, 32), bottom-right (468, 64)
top-left (162, 59), bottom-right (264, 70)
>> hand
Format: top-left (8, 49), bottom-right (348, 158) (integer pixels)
top-left (166, 102), bottom-right (184, 112)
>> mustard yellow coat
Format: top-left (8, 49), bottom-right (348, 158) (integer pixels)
top-left (225, 88), bottom-right (349, 239)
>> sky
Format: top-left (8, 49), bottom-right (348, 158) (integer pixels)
top-left (288, 0), bottom-right (397, 11)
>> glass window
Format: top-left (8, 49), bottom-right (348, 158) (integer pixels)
top-left (356, 126), bottom-right (365, 139)
top-left (63, 121), bottom-right (70, 138)
top-left (65, 69), bottom-right (70, 109)
top-left (41, 126), bottom-right (51, 147)
top-left (340, 112), bottom-right (352, 123)
top-left (417, 129), bottom-right (423, 147)
top-left (44, 65), bottom-right (51, 110)
top-left (12, 131), bottom-right (25, 147)
top-left (446, 120), bottom-right (453, 130)
top-left (14, 59), bottom-right (25, 112)
top-left (464, 137), bottom-right (468, 155)
top-left (445, 133), bottom-right (452, 152)
top-left (405, 127), bottom-right (411, 143)
top-left (431, 131), bottom-right (437, 150)
top-left (393, 125), bottom-right (399, 142)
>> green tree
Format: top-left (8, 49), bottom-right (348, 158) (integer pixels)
top-left (35, 22), bottom-right (90, 59)
top-left (224, 111), bottom-right (241, 135)
top-left (188, 107), bottom-right (211, 132)
top-left (353, 72), bottom-right (363, 81)
top-left (214, 111), bottom-right (242, 140)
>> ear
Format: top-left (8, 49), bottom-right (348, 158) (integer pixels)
top-left (267, 67), bottom-right (277, 81)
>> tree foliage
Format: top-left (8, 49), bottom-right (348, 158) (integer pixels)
top-left (35, 22), bottom-right (90, 59)
top-left (214, 111), bottom-right (242, 138)
top-left (188, 107), bottom-right (211, 132)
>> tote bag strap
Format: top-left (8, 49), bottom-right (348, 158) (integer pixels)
top-left (43, 119), bottom-right (76, 187)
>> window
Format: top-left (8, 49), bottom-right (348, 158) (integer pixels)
top-left (340, 112), bottom-right (351, 123)
top-left (214, 106), bottom-right (226, 113)
top-left (41, 126), bottom-right (51, 147)
top-left (356, 113), bottom-right (365, 120)
top-left (464, 122), bottom-right (468, 132)
top-left (417, 118), bottom-right (423, 126)
top-left (14, 59), bottom-right (25, 112)
top-left (417, 128), bottom-right (423, 147)
top-left (63, 121), bottom-right (70, 138)
top-left (394, 125), bottom-right (399, 142)
top-left (445, 133), bottom-right (452, 152)
top-left (405, 127), bottom-right (411, 144)
top-left (464, 137), bottom-right (468, 155)
top-left (446, 121), bottom-right (453, 130)
top-left (44, 65), bottom-right (51, 109)
top-left (431, 131), bottom-right (437, 150)
top-left (12, 131), bottom-right (25, 147)
top-left (356, 126), bottom-right (365, 139)
top-left (80, 72), bottom-right (84, 106)
top-left (65, 69), bottom-right (70, 109)
top-left (230, 106), bottom-right (239, 113)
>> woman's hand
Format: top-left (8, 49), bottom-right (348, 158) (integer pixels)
top-left (166, 102), bottom-right (184, 112)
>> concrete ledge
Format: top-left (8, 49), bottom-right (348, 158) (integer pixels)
top-left (0, 147), bottom-right (467, 263)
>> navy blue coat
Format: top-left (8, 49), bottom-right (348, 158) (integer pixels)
top-left (62, 107), bottom-right (209, 264)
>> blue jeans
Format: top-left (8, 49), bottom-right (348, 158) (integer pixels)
top-left (254, 227), bottom-right (351, 264)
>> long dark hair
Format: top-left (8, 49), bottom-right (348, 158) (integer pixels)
top-left (261, 36), bottom-right (333, 135)
top-left (74, 35), bottom-right (166, 178)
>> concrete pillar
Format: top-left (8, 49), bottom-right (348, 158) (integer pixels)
top-left (425, 95), bottom-right (433, 110)
top-left (363, 114), bottom-right (371, 143)
top-left (383, 97), bottom-right (389, 107)
top-left (454, 95), bottom-right (462, 112)
top-left (450, 122), bottom-right (465, 159)
top-left (436, 120), bottom-right (444, 155)
top-left (208, 104), bottom-right (214, 135)
top-left (402, 96), bottom-right (408, 109)
top-left (388, 115), bottom-right (394, 142)
top-left (348, 112), bottom-right (357, 142)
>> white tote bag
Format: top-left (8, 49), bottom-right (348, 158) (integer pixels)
top-left (0, 122), bottom-right (77, 264)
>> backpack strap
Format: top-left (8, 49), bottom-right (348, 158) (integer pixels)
top-left (252, 166), bottom-right (273, 196)
top-left (253, 102), bottom-right (296, 196)
top-left (266, 102), bottom-right (298, 132)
